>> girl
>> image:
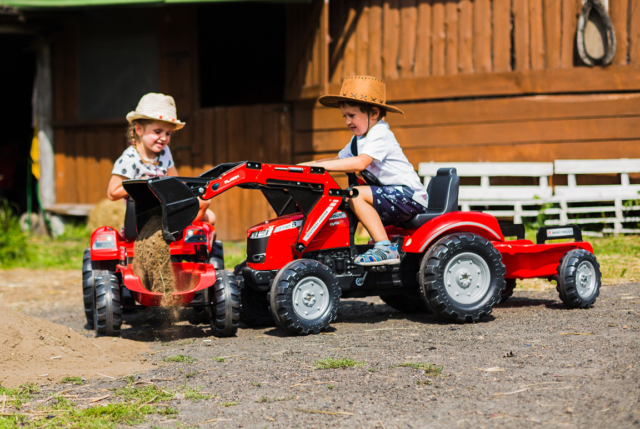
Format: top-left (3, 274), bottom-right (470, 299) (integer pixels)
top-left (107, 93), bottom-right (214, 224)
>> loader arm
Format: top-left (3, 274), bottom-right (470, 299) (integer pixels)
top-left (198, 162), bottom-right (351, 252)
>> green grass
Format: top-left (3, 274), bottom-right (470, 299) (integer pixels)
top-left (313, 357), bottom-right (365, 370)
top-left (391, 362), bottom-right (443, 376)
top-left (0, 386), bottom-right (178, 428)
top-left (213, 357), bottom-right (226, 362)
top-left (0, 384), bottom-right (40, 410)
top-left (162, 355), bottom-right (196, 364)
top-left (256, 395), bottom-right (295, 403)
top-left (59, 377), bottom-right (85, 385)
top-left (222, 241), bottom-right (246, 270)
top-left (219, 401), bottom-right (239, 407)
top-left (180, 385), bottom-right (214, 402)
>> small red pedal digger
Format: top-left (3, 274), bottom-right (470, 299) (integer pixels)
top-left (82, 177), bottom-right (239, 338)
top-left (119, 161), bottom-right (602, 336)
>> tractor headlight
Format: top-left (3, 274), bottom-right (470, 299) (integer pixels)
top-left (249, 228), bottom-right (273, 239)
top-left (93, 234), bottom-right (116, 249)
top-left (185, 229), bottom-right (206, 243)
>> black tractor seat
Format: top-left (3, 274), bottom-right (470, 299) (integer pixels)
top-left (401, 167), bottom-right (460, 229)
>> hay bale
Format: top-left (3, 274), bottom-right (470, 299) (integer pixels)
top-left (133, 215), bottom-right (175, 295)
top-left (87, 198), bottom-right (126, 232)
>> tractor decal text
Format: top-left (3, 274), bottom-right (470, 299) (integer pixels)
top-left (274, 220), bottom-right (303, 233)
top-left (224, 174), bottom-right (240, 185)
top-left (302, 200), bottom-right (339, 242)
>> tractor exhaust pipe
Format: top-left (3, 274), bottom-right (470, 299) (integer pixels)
top-left (123, 177), bottom-right (201, 242)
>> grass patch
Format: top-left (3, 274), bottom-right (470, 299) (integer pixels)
top-left (390, 362), bottom-right (443, 376)
top-left (0, 386), bottom-right (178, 428)
top-left (219, 401), bottom-right (239, 407)
top-left (327, 384), bottom-right (334, 390)
top-left (60, 377), bottom-right (85, 385)
top-left (416, 379), bottom-right (433, 386)
top-left (180, 385), bottom-right (214, 402)
top-left (0, 383), bottom-right (40, 410)
top-left (313, 357), bottom-right (365, 370)
top-left (256, 395), bottom-right (295, 403)
top-left (213, 357), bottom-right (226, 362)
top-left (250, 381), bottom-right (261, 387)
top-left (162, 355), bottom-right (196, 364)
top-left (223, 241), bottom-right (247, 270)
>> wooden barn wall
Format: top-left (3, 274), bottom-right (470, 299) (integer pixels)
top-left (290, 0), bottom-right (640, 167)
top-left (51, 6), bottom-right (292, 241)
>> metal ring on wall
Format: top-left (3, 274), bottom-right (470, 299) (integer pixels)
top-left (576, 0), bottom-right (617, 66)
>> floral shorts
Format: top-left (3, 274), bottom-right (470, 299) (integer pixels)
top-left (370, 186), bottom-right (427, 225)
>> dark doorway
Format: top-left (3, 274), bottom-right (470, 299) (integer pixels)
top-left (0, 34), bottom-right (36, 212)
top-left (198, 3), bottom-right (286, 107)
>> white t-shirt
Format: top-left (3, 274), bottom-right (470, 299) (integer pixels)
top-left (338, 120), bottom-right (428, 207)
top-left (111, 146), bottom-right (175, 179)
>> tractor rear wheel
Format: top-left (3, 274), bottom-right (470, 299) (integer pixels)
top-left (269, 260), bottom-right (341, 336)
top-left (419, 233), bottom-right (506, 323)
top-left (206, 270), bottom-right (240, 337)
top-left (235, 261), bottom-right (274, 327)
top-left (381, 292), bottom-right (429, 313)
top-left (82, 247), bottom-right (94, 325)
top-left (556, 249), bottom-right (601, 308)
top-left (93, 270), bottom-right (123, 336)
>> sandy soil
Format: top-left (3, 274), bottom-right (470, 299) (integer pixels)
top-left (0, 269), bottom-right (639, 428)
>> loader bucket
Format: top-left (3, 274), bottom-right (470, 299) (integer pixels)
top-left (123, 177), bottom-right (200, 242)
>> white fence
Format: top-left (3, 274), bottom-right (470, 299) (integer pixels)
top-left (418, 159), bottom-right (640, 234)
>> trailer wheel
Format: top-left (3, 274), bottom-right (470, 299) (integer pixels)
top-left (93, 270), bottom-right (122, 336)
top-left (499, 279), bottom-right (516, 304)
top-left (381, 292), bottom-right (429, 313)
top-left (82, 247), bottom-right (94, 325)
top-left (206, 270), bottom-right (240, 337)
top-left (269, 259), bottom-right (341, 335)
top-left (419, 233), bottom-right (506, 323)
top-left (235, 261), bottom-right (274, 327)
top-left (191, 247), bottom-right (225, 323)
top-left (556, 249), bottom-right (601, 308)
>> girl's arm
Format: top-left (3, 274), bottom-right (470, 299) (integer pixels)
top-left (299, 156), bottom-right (339, 165)
top-left (107, 175), bottom-right (130, 201)
top-left (302, 154), bottom-right (373, 173)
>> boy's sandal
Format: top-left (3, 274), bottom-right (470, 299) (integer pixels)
top-left (354, 247), bottom-right (400, 266)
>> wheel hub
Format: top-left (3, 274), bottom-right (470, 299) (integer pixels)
top-left (444, 252), bottom-right (491, 305)
top-left (292, 276), bottom-right (330, 321)
top-left (576, 260), bottom-right (596, 299)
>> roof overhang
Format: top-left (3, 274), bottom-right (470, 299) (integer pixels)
top-left (1, 0), bottom-right (308, 9)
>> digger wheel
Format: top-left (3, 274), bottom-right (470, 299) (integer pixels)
top-left (82, 247), bottom-right (94, 325)
top-left (206, 270), bottom-right (240, 337)
top-left (93, 270), bottom-right (122, 336)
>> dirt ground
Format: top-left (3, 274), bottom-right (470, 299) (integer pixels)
top-left (1, 268), bottom-right (639, 428)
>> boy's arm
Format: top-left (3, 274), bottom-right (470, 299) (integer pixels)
top-left (302, 154), bottom-right (373, 173)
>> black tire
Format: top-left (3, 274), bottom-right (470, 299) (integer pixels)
top-left (93, 270), bottom-right (122, 336)
top-left (235, 260), bottom-right (274, 327)
top-left (206, 270), bottom-right (240, 337)
top-left (210, 241), bottom-right (225, 270)
top-left (556, 249), bottom-right (601, 308)
top-left (381, 292), bottom-right (429, 313)
top-left (418, 233), bottom-right (506, 323)
top-left (269, 259), bottom-right (341, 336)
top-left (82, 247), bottom-right (94, 325)
top-left (500, 279), bottom-right (516, 304)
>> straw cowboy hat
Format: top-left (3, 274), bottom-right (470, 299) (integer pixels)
top-left (126, 93), bottom-right (186, 130)
top-left (318, 75), bottom-right (404, 115)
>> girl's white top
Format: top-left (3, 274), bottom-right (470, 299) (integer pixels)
top-left (338, 120), bottom-right (428, 207)
top-left (111, 146), bottom-right (175, 179)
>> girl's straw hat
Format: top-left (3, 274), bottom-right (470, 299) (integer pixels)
top-left (126, 93), bottom-right (186, 129)
top-left (318, 76), bottom-right (404, 115)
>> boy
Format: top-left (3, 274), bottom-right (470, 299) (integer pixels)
top-left (301, 76), bottom-right (428, 266)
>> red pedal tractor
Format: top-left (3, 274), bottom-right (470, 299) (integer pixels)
top-left (82, 177), bottom-right (239, 337)
top-left (124, 162), bottom-right (602, 336)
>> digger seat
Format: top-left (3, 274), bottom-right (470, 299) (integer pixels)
top-left (401, 167), bottom-right (459, 229)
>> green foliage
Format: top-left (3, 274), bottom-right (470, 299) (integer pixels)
top-left (213, 357), bottom-right (226, 362)
top-left (390, 362), bottom-right (443, 376)
top-left (219, 401), bottom-right (239, 407)
top-left (0, 200), bottom-right (29, 267)
top-left (327, 384), bottom-right (334, 390)
top-left (60, 377), bottom-right (85, 385)
top-left (180, 385), bottom-right (214, 402)
top-left (313, 357), bottom-right (365, 370)
top-left (223, 241), bottom-right (247, 271)
top-left (162, 355), bottom-right (196, 364)
top-left (113, 385), bottom-right (174, 403)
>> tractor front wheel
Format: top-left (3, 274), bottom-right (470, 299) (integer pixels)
top-left (82, 247), bottom-right (94, 325)
top-left (556, 249), bottom-right (601, 308)
top-left (419, 233), bottom-right (506, 323)
top-left (269, 260), bottom-right (341, 336)
top-left (206, 270), bottom-right (240, 337)
top-left (93, 270), bottom-right (123, 336)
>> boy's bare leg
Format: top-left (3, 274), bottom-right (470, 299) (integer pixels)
top-left (348, 186), bottom-right (388, 242)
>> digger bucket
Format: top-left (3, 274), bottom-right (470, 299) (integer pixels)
top-left (123, 177), bottom-right (201, 242)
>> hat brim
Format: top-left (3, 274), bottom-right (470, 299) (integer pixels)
top-left (126, 112), bottom-right (186, 130)
top-left (318, 95), bottom-right (404, 115)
